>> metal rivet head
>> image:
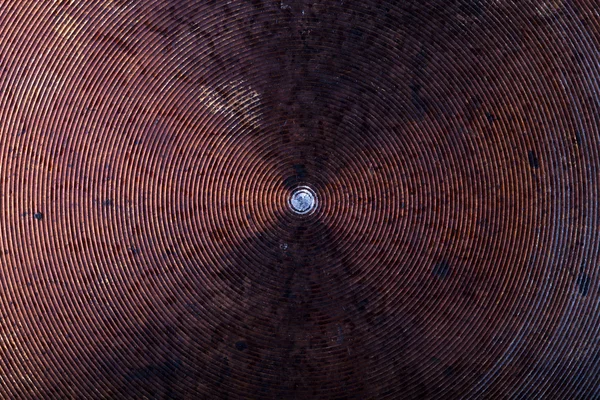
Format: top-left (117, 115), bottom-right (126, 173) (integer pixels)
top-left (289, 186), bottom-right (317, 215)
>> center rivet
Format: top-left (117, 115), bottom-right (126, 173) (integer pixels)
top-left (289, 186), bottom-right (317, 215)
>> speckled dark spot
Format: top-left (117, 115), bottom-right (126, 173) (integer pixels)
top-left (485, 111), bottom-right (496, 123)
top-left (459, 0), bottom-right (484, 17)
top-left (283, 175), bottom-right (298, 190)
top-left (577, 272), bottom-right (591, 296)
top-left (528, 150), bottom-right (539, 169)
top-left (33, 212), bottom-right (43, 221)
top-left (235, 341), bottom-right (248, 351)
top-left (357, 298), bottom-right (369, 312)
top-left (433, 260), bottom-right (451, 279)
top-left (102, 199), bottom-right (113, 207)
top-left (293, 164), bottom-right (307, 178)
top-left (574, 131), bottom-right (582, 147)
top-left (282, 287), bottom-right (294, 299)
top-left (336, 325), bottom-right (344, 345)
top-left (409, 81), bottom-right (428, 120)
top-left (349, 27), bottom-right (364, 40)
top-left (124, 359), bottom-right (181, 388)
top-left (515, 390), bottom-right (540, 400)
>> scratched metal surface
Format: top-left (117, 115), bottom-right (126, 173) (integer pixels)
top-left (0, 0), bottom-right (599, 398)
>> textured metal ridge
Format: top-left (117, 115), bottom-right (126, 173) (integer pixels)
top-left (1, 0), bottom-right (600, 398)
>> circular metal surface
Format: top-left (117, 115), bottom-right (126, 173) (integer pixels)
top-left (1, 0), bottom-right (600, 399)
top-left (289, 186), bottom-right (317, 214)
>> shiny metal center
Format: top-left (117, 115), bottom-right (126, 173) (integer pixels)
top-left (289, 186), bottom-right (317, 215)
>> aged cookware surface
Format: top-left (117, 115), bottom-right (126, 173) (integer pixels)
top-left (1, 0), bottom-right (599, 398)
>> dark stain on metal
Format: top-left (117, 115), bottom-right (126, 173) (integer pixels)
top-left (577, 272), bottom-right (591, 296)
top-left (433, 260), bottom-right (451, 279)
top-left (528, 150), bottom-right (540, 169)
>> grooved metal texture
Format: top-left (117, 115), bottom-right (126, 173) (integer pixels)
top-left (1, 0), bottom-right (600, 398)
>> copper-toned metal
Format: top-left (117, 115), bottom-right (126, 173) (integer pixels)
top-left (1, 0), bottom-right (600, 398)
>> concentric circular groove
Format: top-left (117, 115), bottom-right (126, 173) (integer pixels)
top-left (1, 0), bottom-right (600, 398)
